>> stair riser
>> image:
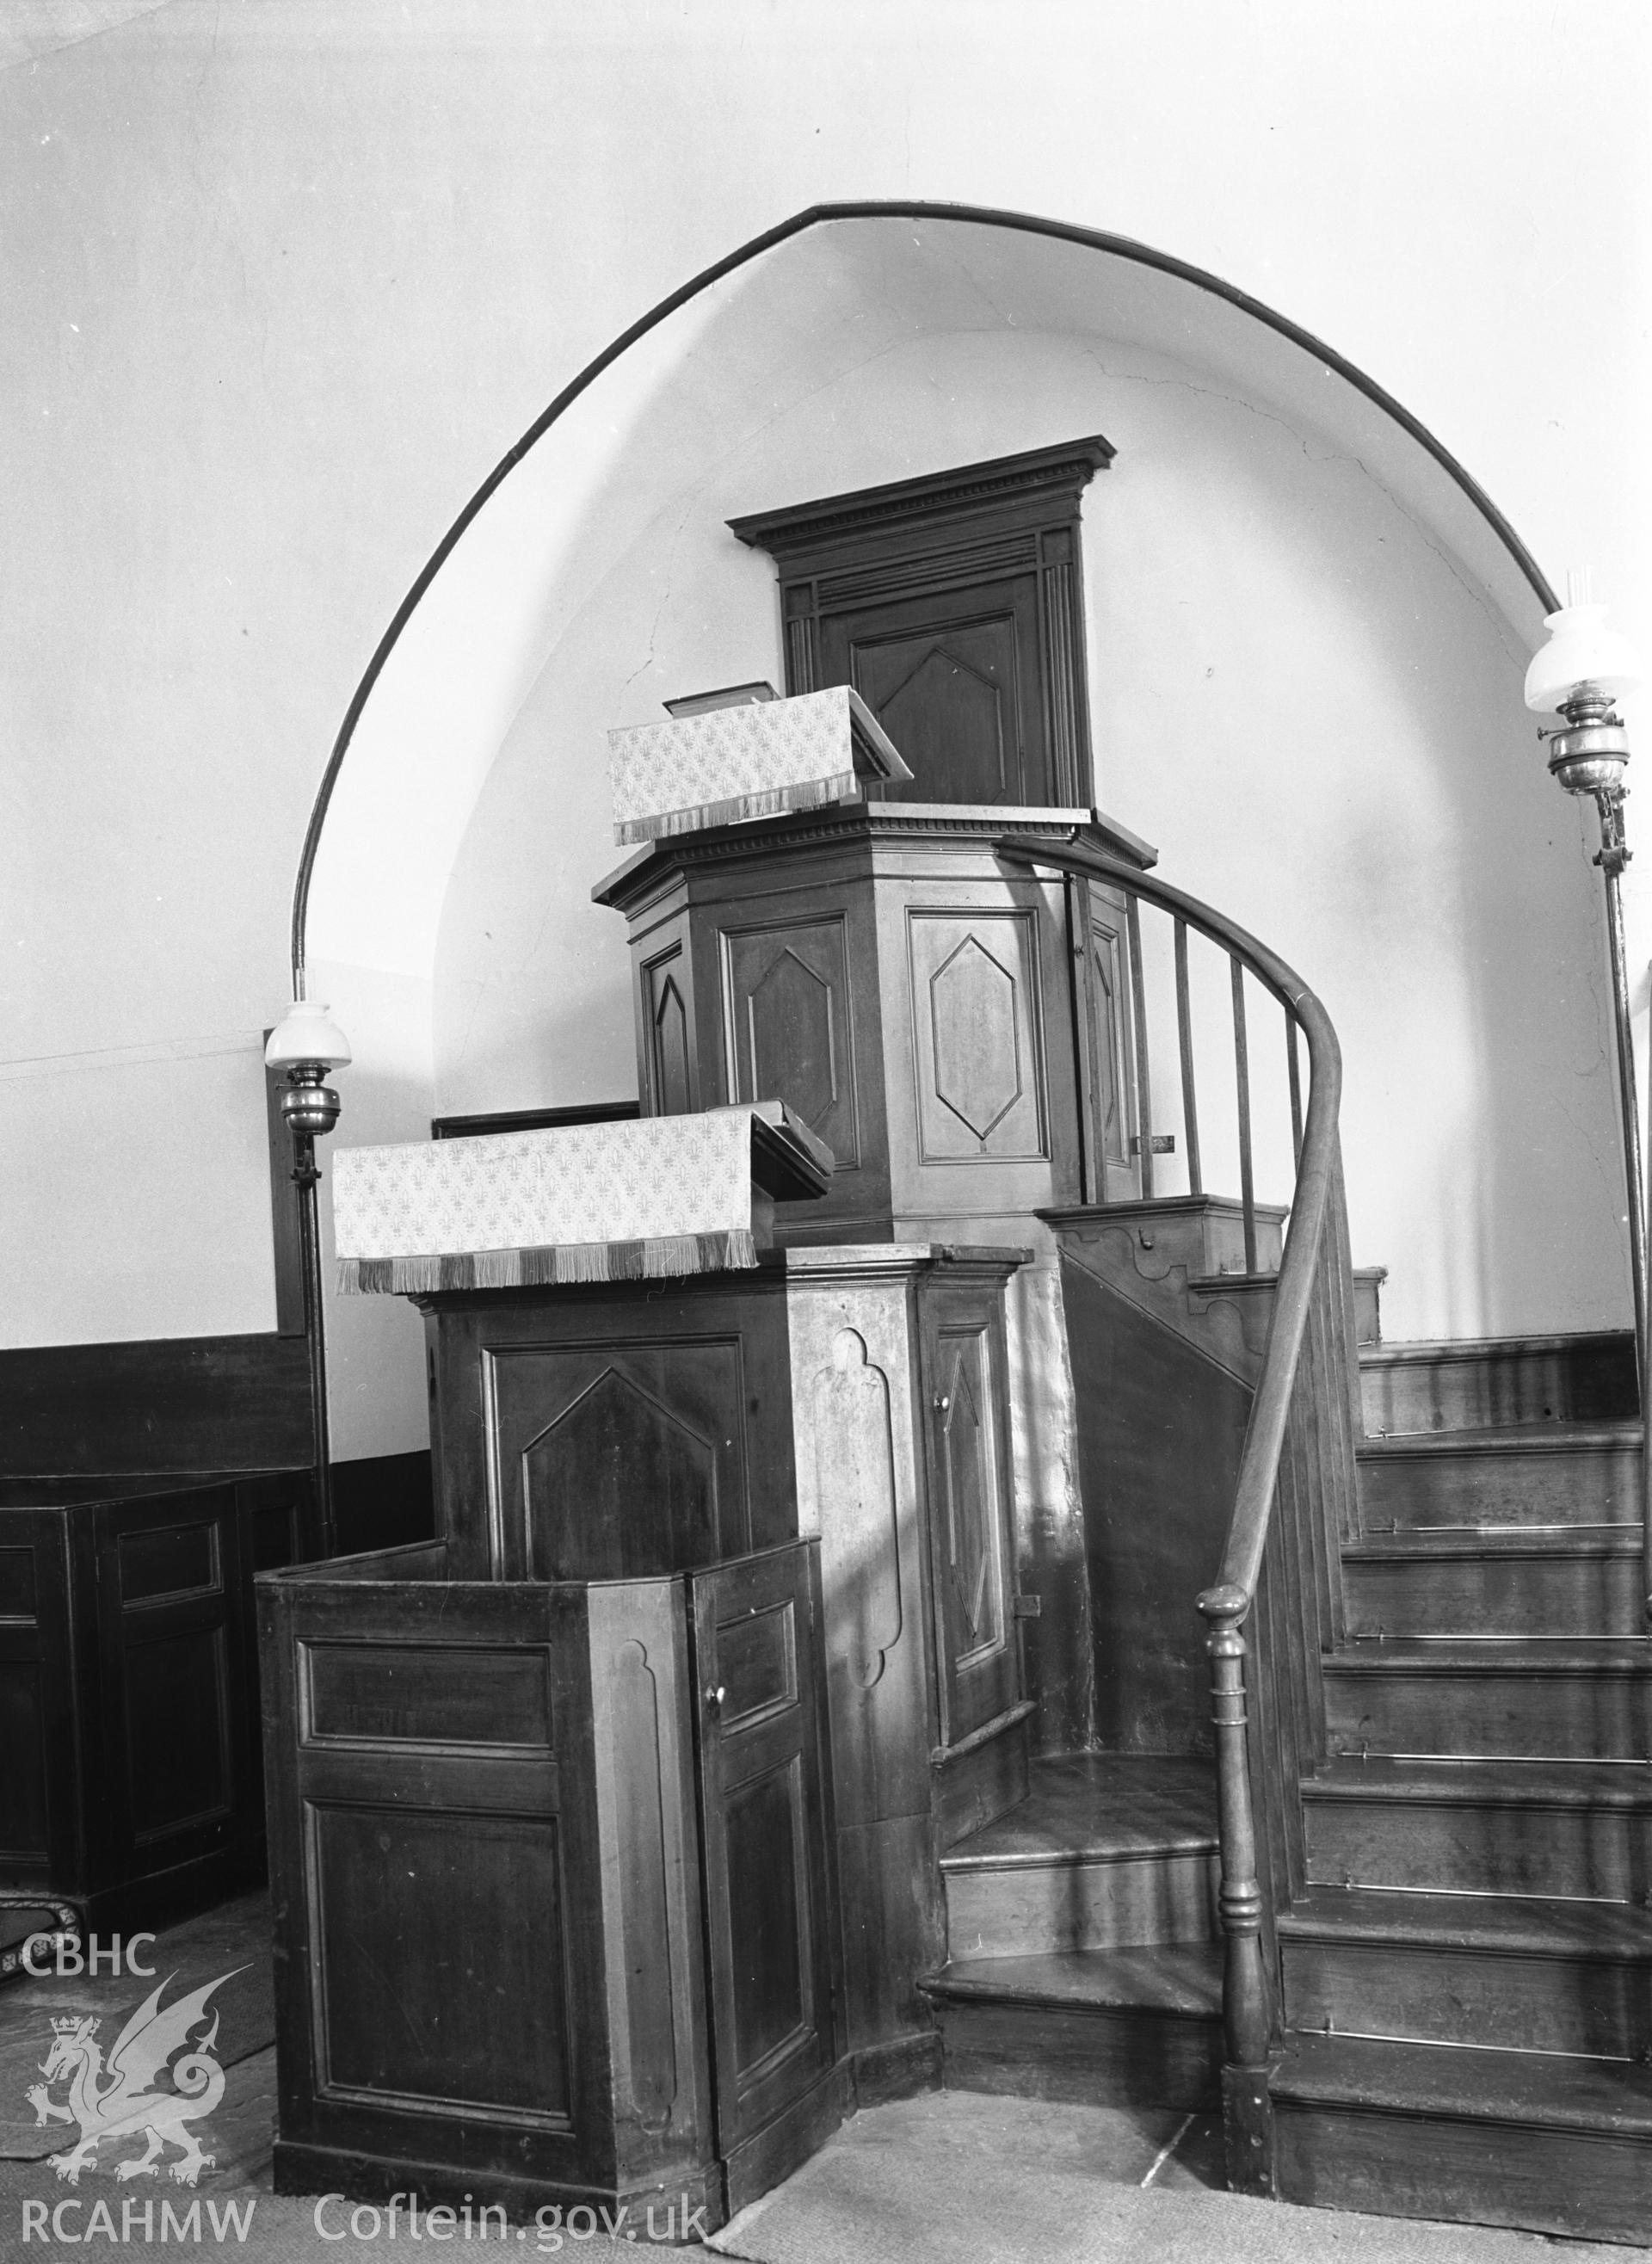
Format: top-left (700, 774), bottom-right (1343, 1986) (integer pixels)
top-left (1283, 1936), bottom-right (1652, 2058)
top-left (1305, 1794), bottom-right (1652, 1902)
top-left (1326, 1668), bottom-right (1652, 1761)
top-left (929, 1999), bottom-right (1219, 2112)
top-left (1274, 2101), bottom-right (1652, 2248)
top-left (1358, 1449), bottom-right (1639, 1529)
top-left (1343, 1552), bottom-right (1643, 1638)
top-left (943, 1852), bottom-right (1218, 1959)
top-left (1359, 1334), bottom-right (1637, 1438)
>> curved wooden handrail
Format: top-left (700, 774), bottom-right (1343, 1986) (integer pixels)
top-left (998, 830), bottom-right (1343, 1598)
top-left (999, 829), bottom-right (1345, 2170)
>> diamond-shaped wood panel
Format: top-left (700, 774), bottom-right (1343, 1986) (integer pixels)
top-left (909, 910), bottom-right (1047, 1164)
top-left (723, 916), bottom-right (858, 1168)
top-left (930, 934), bottom-right (1023, 1141)
top-left (749, 950), bottom-right (835, 1129)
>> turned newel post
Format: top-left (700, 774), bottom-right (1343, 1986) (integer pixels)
top-left (1197, 1579), bottom-right (1276, 2197)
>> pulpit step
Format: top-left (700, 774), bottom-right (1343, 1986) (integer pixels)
top-left (919, 1944), bottom-right (1223, 2111)
top-left (921, 1755), bottom-right (1224, 2110)
top-left (939, 1754), bottom-right (1218, 1958)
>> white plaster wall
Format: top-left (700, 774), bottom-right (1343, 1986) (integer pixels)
top-left (0, 1037), bottom-right (276, 1347)
top-left (1, 0), bottom-right (1645, 1453)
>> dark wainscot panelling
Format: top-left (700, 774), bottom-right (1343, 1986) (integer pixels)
top-left (0, 1336), bottom-right (312, 1477)
top-left (0, 1469), bottom-right (316, 1928)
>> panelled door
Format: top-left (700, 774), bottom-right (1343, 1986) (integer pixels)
top-left (0, 1511), bottom-right (75, 1891)
top-left (93, 1484), bottom-right (253, 1889)
top-left (835, 581), bottom-right (1047, 807)
top-left (920, 1290), bottom-right (1020, 1749)
top-left (690, 1541), bottom-right (838, 2169)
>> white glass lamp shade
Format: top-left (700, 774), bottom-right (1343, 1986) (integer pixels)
top-left (265, 1000), bottom-right (352, 1071)
top-left (1524, 603), bottom-right (1643, 716)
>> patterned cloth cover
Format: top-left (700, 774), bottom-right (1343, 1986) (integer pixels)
top-left (333, 1108), bottom-right (766, 1295)
top-left (606, 684), bottom-right (909, 845)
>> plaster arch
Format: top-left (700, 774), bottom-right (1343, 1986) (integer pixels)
top-left (299, 205), bottom-right (1617, 1459)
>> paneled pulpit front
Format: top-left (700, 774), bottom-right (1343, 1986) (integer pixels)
top-left (594, 801), bottom-right (1156, 1239)
top-left (260, 1109), bottom-right (1029, 2230)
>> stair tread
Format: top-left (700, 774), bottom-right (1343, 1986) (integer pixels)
top-left (1325, 1638), bottom-right (1652, 1672)
top-left (1273, 2029), bottom-right (1652, 2137)
top-left (921, 1943), bottom-right (1222, 2018)
top-left (1279, 1885), bottom-right (1652, 1960)
top-left (1358, 1422), bottom-right (1639, 1459)
top-left (1304, 1755), bottom-right (1652, 1811)
top-left (941, 1752), bottom-right (1217, 1872)
top-left (1344, 1527), bottom-right (1640, 1559)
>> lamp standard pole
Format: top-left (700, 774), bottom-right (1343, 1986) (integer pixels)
top-left (1529, 606), bottom-right (1649, 1629)
top-left (265, 1002), bottom-right (350, 1564)
top-left (283, 1071), bottom-right (341, 1560)
top-left (1565, 764), bottom-right (1648, 1355)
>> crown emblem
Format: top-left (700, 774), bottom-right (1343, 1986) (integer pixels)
top-left (50, 2016), bottom-right (94, 2035)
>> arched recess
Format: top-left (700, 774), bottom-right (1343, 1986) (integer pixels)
top-left (299, 202), bottom-right (1618, 1462)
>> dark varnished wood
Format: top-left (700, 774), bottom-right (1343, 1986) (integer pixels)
top-left (1000, 830), bottom-right (1357, 2197)
top-left (595, 806), bottom-right (1149, 1240)
top-left (782, 1243), bottom-right (1021, 2066)
top-left (693, 1543), bottom-right (840, 2161)
top-left (1356, 1421), bottom-right (1641, 1527)
top-left (1324, 1638), bottom-right (1652, 1760)
top-left (0, 1469), bottom-right (315, 1927)
top-left (1279, 1885), bottom-right (1652, 2061)
top-left (1057, 1255), bottom-right (1251, 1755)
top-left (1304, 1755), bottom-right (1652, 1902)
top-left (330, 1449), bottom-right (435, 1558)
top-left (0, 1335), bottom-right (313, 1476)
top-left (922, 1945), bottom-right (1222, 2112)
top-left (940, 1754), bottom-right (1219, 1960)
top-left (587, 1577), bottom-right (714, 2180)
top-left (920, 1278), bottom-right (1020, 1755)
top-left (1273, 2033), bottom-right (1652, 2246)
top-left (413, 1242), bottom-right (1022, 2109)
top-left (727, 438), bottom-right (1113, 810)
top-left (420, 1271), bottom-right (798, 1582)
top-left (1359, 1328), bottom-right (1638, 1436)
top-left (262, 1566), bottom-right (620, 2202)
top-left (432, 1100), bottom-right (640, 1138)
top-left (260, 1537), bottom-right (840, 2230)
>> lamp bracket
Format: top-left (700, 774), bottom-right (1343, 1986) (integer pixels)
top-left (1593, 784), bottom-right (1632, 878)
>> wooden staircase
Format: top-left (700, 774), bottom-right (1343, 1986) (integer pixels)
top-left (919, 1333), bottom-right (1652, 2246)
top-left (958, 833), bottom-right (1652, 2243)
top-left (1270, 1339), bottom-right (1652, 2244)
top-left (920, 1754), bottom-right (1224, 2109)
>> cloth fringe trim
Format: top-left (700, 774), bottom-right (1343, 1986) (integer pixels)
top-left (613, 769), bottom-right (858, 846)
top-left (336, 1227), bottom-right (758, 1298)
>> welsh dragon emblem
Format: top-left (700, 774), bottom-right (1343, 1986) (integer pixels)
top-left (27, 1968), bottom-right (244, 2186)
